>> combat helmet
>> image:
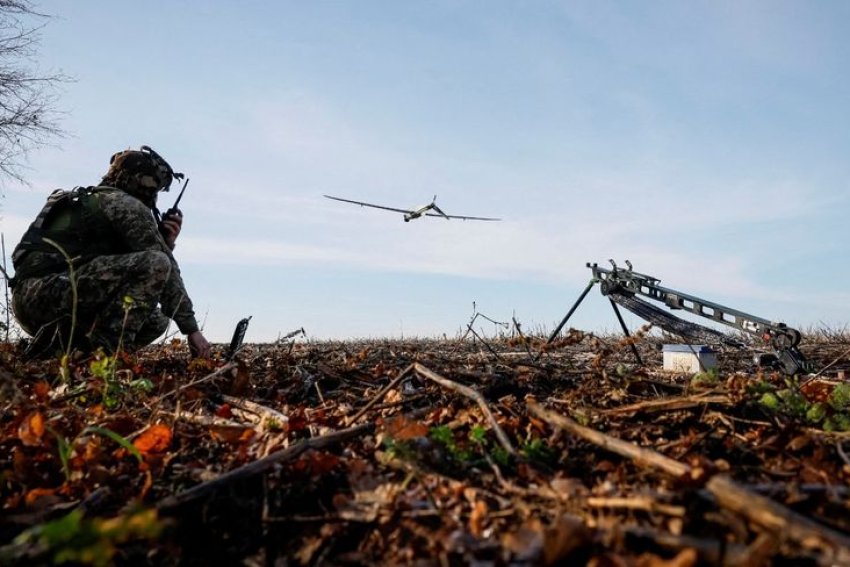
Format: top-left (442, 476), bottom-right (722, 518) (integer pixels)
top-left (101, 145), bottom-right (183, 205)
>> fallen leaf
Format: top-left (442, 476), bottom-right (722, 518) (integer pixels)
top-left (133, 424), bottom-right (173, 454)
top-left (468, 499), bottom-right (488, 537)
top-left (215, 404), bottom-right (233, 419)
top-left (528, 416), bottom-right (547, 433)
top-left (287, 411), bottom-right (309, 434)
top-left (209, 425), bottom-right (255, 444)
top-left (382, 415), bottom-right (429, 441)
top-left (786, 434), bottom-right (810, 452)
top-left (18, 411), bottom-right (45, 446)
top-left (25, 487), bottom-right (58, 507)
top-left (293, 450), bottom-right (340, 477)
top-left (33, 381), bottom-right (51, 402)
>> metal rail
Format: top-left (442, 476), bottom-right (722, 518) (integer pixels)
top-left (547, 260), bottom-right (810, 375)
top-left (588, 260), bottom-right (802, 350)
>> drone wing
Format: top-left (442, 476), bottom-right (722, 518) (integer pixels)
top-left (424, 212), bottom-right (501, 221)
top-left (324, 195), bottom-right (411, 214)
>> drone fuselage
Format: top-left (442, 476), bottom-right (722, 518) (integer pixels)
top-left (404, 205), bottom-right (433, 222)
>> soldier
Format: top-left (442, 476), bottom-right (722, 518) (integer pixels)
top-left (9, 145), bottom-right (211, 358)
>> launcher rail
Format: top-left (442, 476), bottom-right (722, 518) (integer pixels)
top-left (549, 260), bottom-right (810, 375)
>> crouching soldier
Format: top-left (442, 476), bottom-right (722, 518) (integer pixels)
top-left (9, 145), bottom-right (211, 358)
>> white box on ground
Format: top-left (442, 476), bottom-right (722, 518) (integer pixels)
top-left (662, 344), bottom-right (717, 373)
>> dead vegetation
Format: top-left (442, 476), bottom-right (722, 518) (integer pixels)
top-left (1, 328), bottom-right (850, 566)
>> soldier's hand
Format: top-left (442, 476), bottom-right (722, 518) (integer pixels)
top-left (161, 212), bottom-right (183, 250)
top-left (187, 330), bottom-right (211, 359)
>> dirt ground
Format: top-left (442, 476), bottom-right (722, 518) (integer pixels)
top-left (1, 328), bottom-right (849, 566)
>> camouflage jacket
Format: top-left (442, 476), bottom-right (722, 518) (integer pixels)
top-left (12, 186), bottom-right (200, 335)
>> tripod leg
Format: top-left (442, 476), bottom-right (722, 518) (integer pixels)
top-left (610, 298), bottom-right (643, 365)
top-left (547, 280), bottom-right (596, 344)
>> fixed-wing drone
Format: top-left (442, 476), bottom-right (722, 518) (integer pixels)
top-left (323, 195), bottom-right (501, 222)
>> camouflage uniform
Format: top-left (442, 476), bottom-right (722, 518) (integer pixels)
top-left (10, 147), bottom-right (200, 354)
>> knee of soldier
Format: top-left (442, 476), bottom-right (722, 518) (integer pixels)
top-left (136, 251), bottom-right (172, 284)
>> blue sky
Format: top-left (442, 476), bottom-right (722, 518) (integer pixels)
top-left (2, 1), bottom-right (849, 342)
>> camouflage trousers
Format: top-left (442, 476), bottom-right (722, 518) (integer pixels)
top-left (12, 251), bottom-right (173, 354)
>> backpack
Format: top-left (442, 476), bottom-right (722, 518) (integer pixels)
top-left (11, 186), bottom-right (111, 281)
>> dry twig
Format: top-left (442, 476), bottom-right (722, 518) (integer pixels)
top-left (528, 401), bottom-right (850, 562)
top-left (345, 363), bottom-right (415, 425)
top-left (414, 362), bottom-right (516, 456)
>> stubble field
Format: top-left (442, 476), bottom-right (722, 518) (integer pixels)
top-left (1, 328), bottom-right (850, 566)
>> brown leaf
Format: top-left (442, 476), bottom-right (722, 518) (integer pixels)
top-left (382, 415), bottom-right (429, 441)
top-left (287, 411), bottom-right (309, 434)
top-left (209, 425), bottom-right (255, 444)
top-left (468, 499), bottom-right (488, 537)
top-left (18, 411), bottom-right (45, 447)
top-left (528, 416), bottom-right (547, 433)
top-left (786, 434), bottom-right (811, 452)
top-left (87, 404), bottom-right (105, 419)
top-left (215, 404), bottom-right (233, 419)
top-left (24, 487), bottom-right (60, 508)
top-left (800, 381), bottom-right (832, 403)
top-left (293, 450), bottom-right (340, 477)
top-left (133, 424), bottom-right (173, 454)
top-left (33, 381), bottom-right (51, 402)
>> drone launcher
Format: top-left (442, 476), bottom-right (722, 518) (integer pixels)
top-left (551, 261), bottom-right (810, 375)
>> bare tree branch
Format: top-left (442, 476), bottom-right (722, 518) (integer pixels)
top-left (0, 1), bottom-right (68, 188)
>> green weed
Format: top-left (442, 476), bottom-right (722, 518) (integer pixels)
top-left (691, 368), bottom-right (719, 388)
top-left (756, 378), bottom-right (850, 431)
top-left (429, 425), bottom-right (473, 462)
top-left (520, 437), bottom-right (556, 464)
top-left (4, 508), bottom-right (164, 567)
top-left (828, 383), bottom-right (850, 412)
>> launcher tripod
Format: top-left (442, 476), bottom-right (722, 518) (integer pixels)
top-left (547, 260), bottom-right (810, 375)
